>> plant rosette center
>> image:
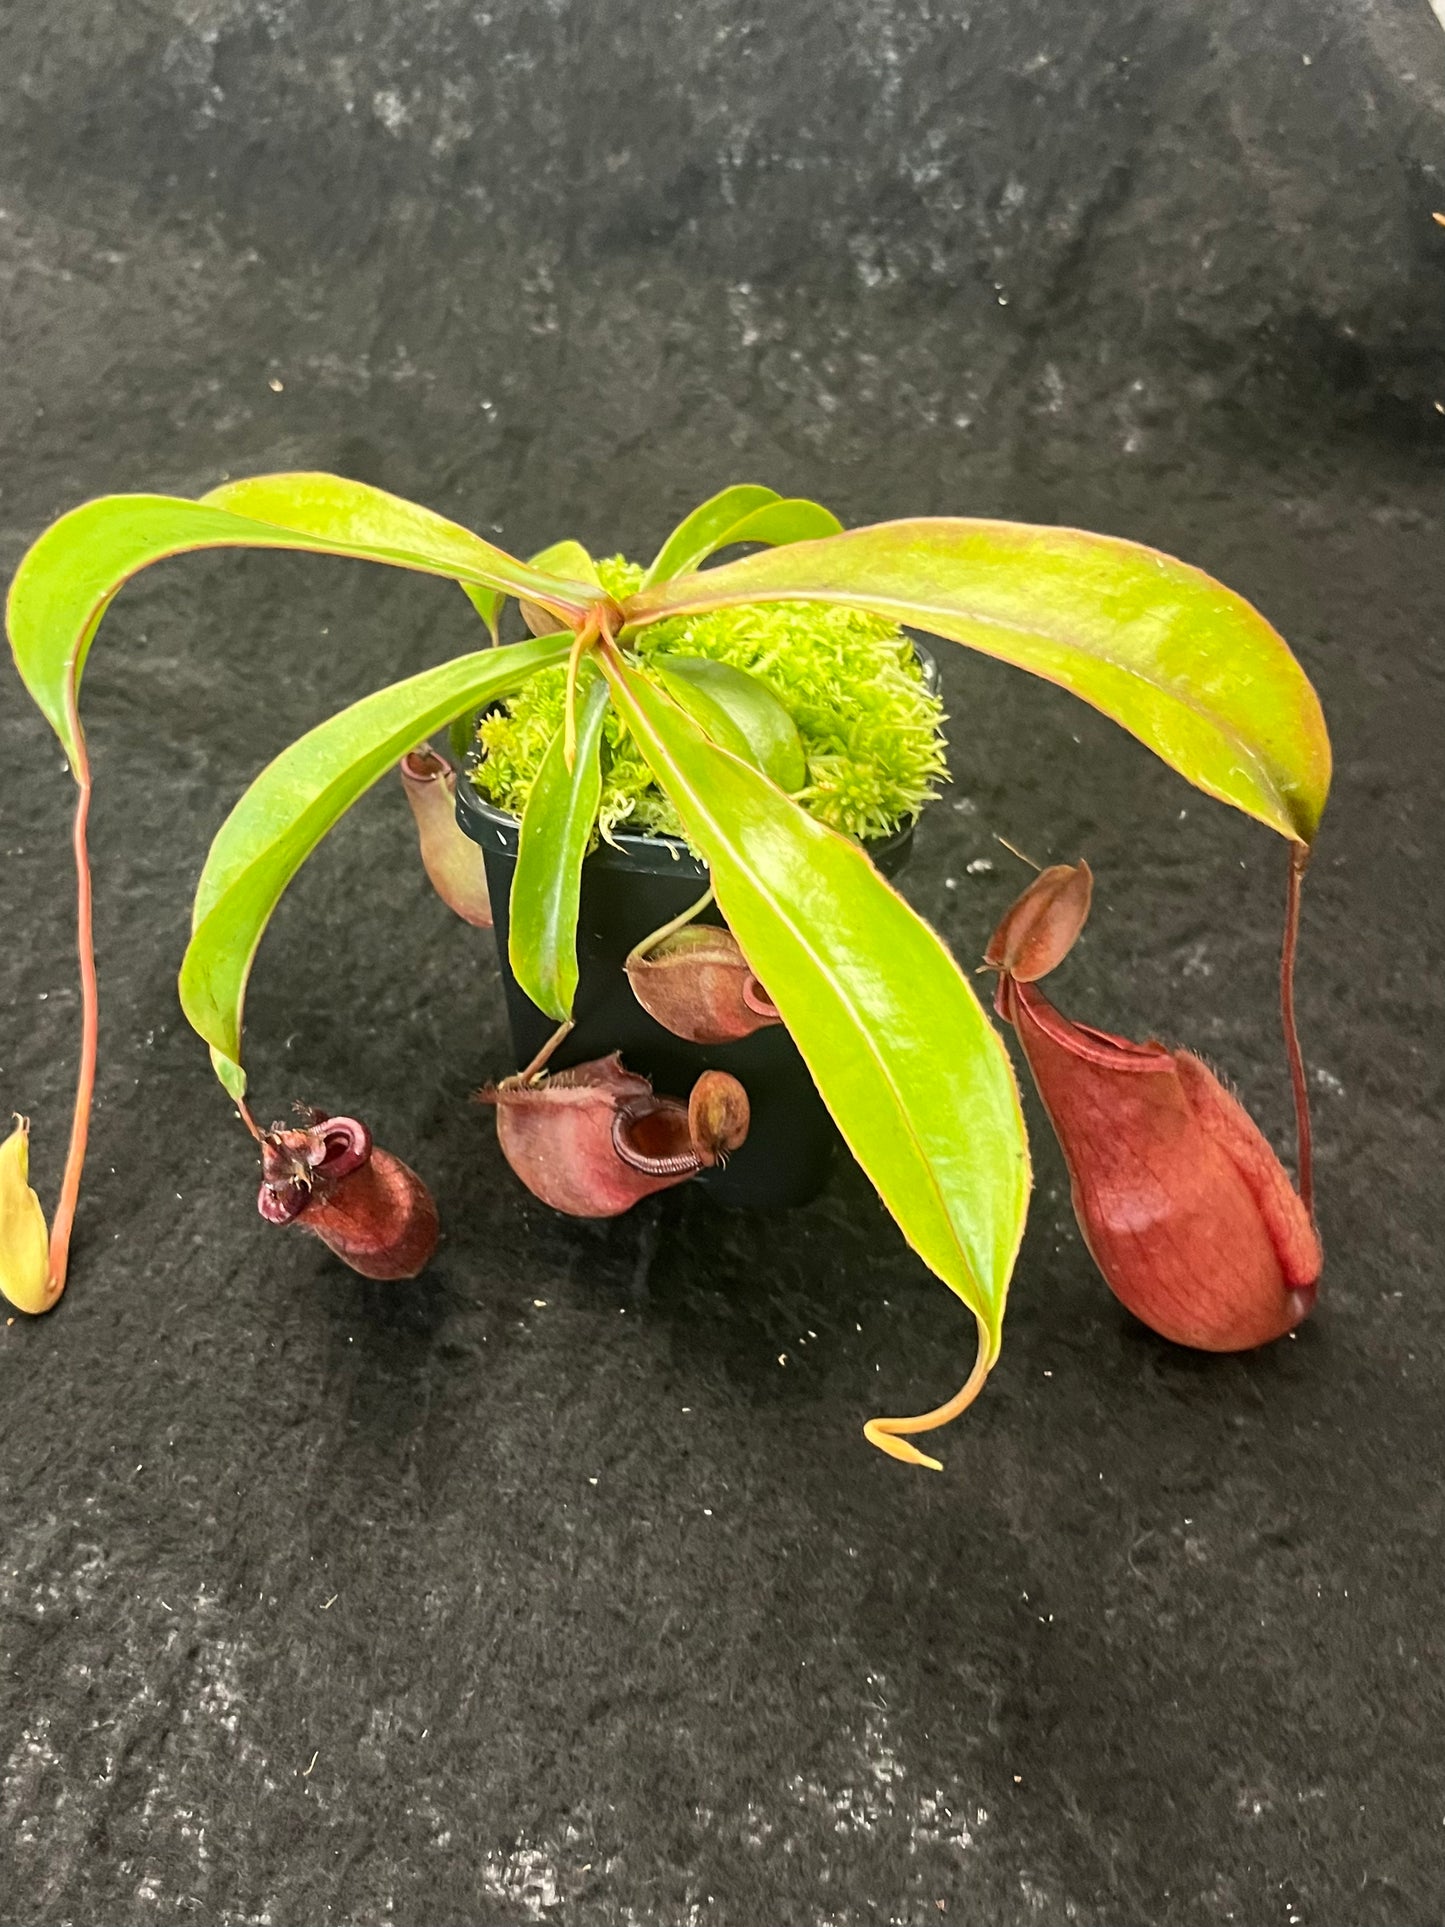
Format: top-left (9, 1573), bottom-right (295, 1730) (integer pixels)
top-left (473, 554), bottom-right (948, 850)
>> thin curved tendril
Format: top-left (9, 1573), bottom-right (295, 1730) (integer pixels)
top-left (43, 713), bottom-right (96, 1306)
top-left (1280, 842), bottom-right (1314, 1220)
top-left (515, 1019), bottom-right (574, 1087)
top-left (863, 1310), bottom-right (994, 1472)
top-left (625, 887), bottom-right (715, 968)
top-left (994, 834), bottom-right (1043, 871)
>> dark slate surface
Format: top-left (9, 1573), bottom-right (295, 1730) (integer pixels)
top-left (3, 3), bottom-right (1444, 1922)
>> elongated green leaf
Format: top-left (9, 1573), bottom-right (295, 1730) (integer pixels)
top-left (460, 583), bottom-right (503, 643)
top-left (528, 539), bottom-right (602, 586)
top-left (203, 473), bottom-right (599, 618)
top-left (508, 672), bottom-right (610, 1021)
top-left (641, 491), bottom-right (844, 588)
top-left (602, 655), bottom-right (1029, 1354)
top-left (697, 497), bottom-right (844, 566)
top-left (6, 486), bottom-right (592, 765)
top-left (625, 519), bottom-right (1331, 843)
top-left (642, 485), bottom-right (780, 589)
top-left (653, 656), bottom-right (807, 791)
top-left (449, 711), bottom-right (477, 764)
top-left (181, 631), bottom-right (572, 1095)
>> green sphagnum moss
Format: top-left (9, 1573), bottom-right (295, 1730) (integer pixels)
top-left (473, 553), bottom-right (947, 844)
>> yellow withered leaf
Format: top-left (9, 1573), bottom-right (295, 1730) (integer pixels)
top-left (0, 1117), bottom-right (54, 1315)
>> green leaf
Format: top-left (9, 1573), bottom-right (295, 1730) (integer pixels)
top-left (643, 486), bottom-right (780, 589)
top-left (528, 539), bottom-right (602, 586)
top-left (697, 496), bottom-right (844, 565)
top-left (6, 483), bottom-right (594, 766)
top-left (448, 711), bottom-right (476, 764)
top-left (519, 540), bottom-right (603, 639)
top-left (459, 542), bottom-right (602, 648)
top-left (181, 631), bottom-right (572, 1093)
top-left (508, 671), bottom-right (611, 1022)
top-left (640, 487), bottom-right (844, 590)
top-left (625, 519), bottom-right (1332, 843)
top-left (209, 1046), bottom-right (249, 1106)
top-left (204, 473), bottom-right (600, 617)
top-left (602, 654), bottom-right (1029, 1356)
top-left (652, 656), bottom-right (808, 791)
top-left (460, 583), bottom-right (503, 644)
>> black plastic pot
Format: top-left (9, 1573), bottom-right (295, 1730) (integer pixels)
top-left (456, 647), bottom-right (934, 1210)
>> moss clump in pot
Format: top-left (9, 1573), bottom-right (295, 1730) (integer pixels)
top-left (473, 554), bottom-right (947, 844)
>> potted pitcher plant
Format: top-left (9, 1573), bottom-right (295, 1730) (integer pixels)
top-left (1, 475), bottom-right (1329, 1466)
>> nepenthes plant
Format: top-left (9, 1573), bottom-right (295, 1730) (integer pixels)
top-left (1, 475), bottom-right (1330, 1466)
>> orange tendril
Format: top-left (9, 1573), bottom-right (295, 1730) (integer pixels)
top-left (1280, 842), bottom-right (1314, 1221)
top-left (863, 1311), bottom-right (994, 1472)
